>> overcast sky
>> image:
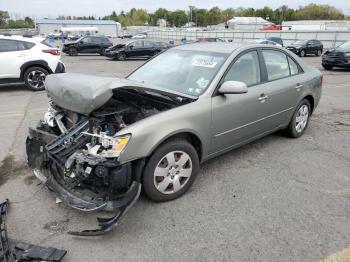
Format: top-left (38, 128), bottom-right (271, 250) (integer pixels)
top-left (1, 0), bottom-right (349, 18)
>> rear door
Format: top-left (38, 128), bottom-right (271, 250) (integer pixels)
top-left (0, 39), bottom-right (32, 79)
top-left (257, 49), bottom-right (302, 128)
top-left (143, 41), bottom-right (156, 56)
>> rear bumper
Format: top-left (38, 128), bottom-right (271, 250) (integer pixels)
top-left (26, 127), bottom-right (142, 236)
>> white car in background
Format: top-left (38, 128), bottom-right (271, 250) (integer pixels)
top-left (0, 35), bottom-right (65, 91)
top-left (132, 34), bottom-right (147, 39)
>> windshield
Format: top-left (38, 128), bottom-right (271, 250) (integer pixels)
top-left (339, 41), bottom-right (350, 49)
top-left (293, 40), bottom-right (308, 45)
top-left (128, 49), bottom-right (227, 96)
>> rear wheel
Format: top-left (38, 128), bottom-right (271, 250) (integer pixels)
top-left (24, 67), bottom-right (49, 91)
top-left (69, 47), bottom-right (78, 56)
top-left (300, 50), bottom-right (306, 57)
top-left (285, 99), bottom-right (311, 138)
top-left (142, 139), bottom-right (199, 202)
top-left (317, 49), bottom-right (322, 56)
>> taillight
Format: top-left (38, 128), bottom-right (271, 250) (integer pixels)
top-left (43, 49), bottom-right (60, 56)
top-left (162, 43), bottom-right (168, 49)
top-left (320, 75), bottom-right (324, 85)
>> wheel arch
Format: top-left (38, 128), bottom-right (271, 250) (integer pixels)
top-left (147, 131), bottom-right (203, 163)
top-left (303, 94), bottom-right (315, 114)
top-left (20, 60), bottom-right (52, 80)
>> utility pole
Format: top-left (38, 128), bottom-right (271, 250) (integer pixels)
top-left (189, 6), bottom-right (195, 24)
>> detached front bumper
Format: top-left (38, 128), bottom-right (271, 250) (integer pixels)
top-left (26, 127), bottom-right (142, 236)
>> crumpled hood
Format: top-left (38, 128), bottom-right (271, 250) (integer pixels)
top-left (45, 73), bottom-right (195, 115)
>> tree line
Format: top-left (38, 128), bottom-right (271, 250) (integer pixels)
top-left (102, 4), bottom-right (346, 27)
top-left (0, 4), bottom-right (347, 29)
top-left (0, 11), bottom-right (34, 29)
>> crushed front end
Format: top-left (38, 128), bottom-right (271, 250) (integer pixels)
top-left (26, 100), bottom-right (146, 236)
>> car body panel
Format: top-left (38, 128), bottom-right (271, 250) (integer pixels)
top-left (322, 42), bottom-right (350, 68)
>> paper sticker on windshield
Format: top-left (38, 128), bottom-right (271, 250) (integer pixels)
top-left (196, 77), bottom-right (209, 89)
top-left (192, 59), bottom-right (217, 68)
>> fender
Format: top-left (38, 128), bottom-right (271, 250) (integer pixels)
top-left (20, 60), bottom-right (52, 80)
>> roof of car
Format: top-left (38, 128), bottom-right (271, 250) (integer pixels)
top-left (173, 42), bottom-right (250, 54)
top-left (0, 35), bottom-right (44, 43)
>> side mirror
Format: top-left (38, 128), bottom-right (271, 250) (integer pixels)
top-left (129, 45), bottom-right (134, 49)
top-left (218, 81), bottom-right (248, 95)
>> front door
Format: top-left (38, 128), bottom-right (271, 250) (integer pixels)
top-left (126, 41), bottom-right (144, 58)
top-left (210, 50), bottom-right (272, 154)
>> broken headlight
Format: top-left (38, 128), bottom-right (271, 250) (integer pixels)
top-left (84, 132), bottom-right (131, 158)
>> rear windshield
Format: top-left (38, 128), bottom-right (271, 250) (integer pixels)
top-left (41, 39), bottom-right (56, 48)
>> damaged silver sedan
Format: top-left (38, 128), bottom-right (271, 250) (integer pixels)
top-left (26, 43), bottom-right (322, 235)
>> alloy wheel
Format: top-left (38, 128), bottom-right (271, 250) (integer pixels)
top-left (153, 151), bottom-right (193, 194)
top-left (295, 105), bottom-right (309, 133)
top-left (27, 70), bottom-right (46, 90)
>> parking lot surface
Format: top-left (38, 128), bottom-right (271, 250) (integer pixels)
top-left (0, 52), bottom-right (349, 262)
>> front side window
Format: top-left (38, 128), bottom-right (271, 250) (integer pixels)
top-left (143, 41), bottom-right (154, 48)
top-left (262, 50), bottom-right (290, 81)
top-left (128, 49), bottom-right (227, 96)
top-left (0, 39), bottom-right (18, 52)
top-left (223, 51), bottom-right (261, 87)
top-left (82, 37), bottom-right (92, 44)
top-left (130, 41), bottom-right (143, 49)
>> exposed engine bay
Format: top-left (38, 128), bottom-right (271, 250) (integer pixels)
top-left (26, 86), bottom-right (191, 236)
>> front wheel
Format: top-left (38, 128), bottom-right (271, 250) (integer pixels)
top-left (317, 50), bottom-right (322, 56)
top-left (299, 50), bottom-right (306, 57)
top-left (142, 139), bottom-right (199, 202)
top-left (117, 52), bottom-right (126, 61)
top-left (285, 99), bottom-right (311, 138)
top-left (69, 47), bottom-right (78, 56)
top-left (323, 64), bottom-right (333, 70)
top-left (24, 67), bottom-right (49, 91)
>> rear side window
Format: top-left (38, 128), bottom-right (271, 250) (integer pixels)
top-left (0, 39), bottom-right (18, 52)
top-left (92, 37), bottom-right (102, 44)
top-left (224, 50), bottom-right (261, 87)
top-left (262, 50), bottom-right (290, 81)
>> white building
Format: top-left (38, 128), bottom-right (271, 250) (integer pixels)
top-left (157, 19), bottom-right (167, 28)
top-left (35, 19), bottom-right (121, 37)
top-left (282, 20), bottom-right (350, 31)
top-left (227, 17), bottom-right (273, 31)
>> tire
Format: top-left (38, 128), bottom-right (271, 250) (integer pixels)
top-left (285, 99), bottom-right (311, 138)
top-left (117, 52), bottom-right (126, 61)
top-left (24, 67), bottom-right (49, 91)
top-left (69, 47), bottom-right (78, 56)
top-left (142, 139), bottom-right (199, 202)
top-left (323, 64), bottom-right (333, 70)
top-left (300, 50), bottom-right (306, 57)
top-left (317, 49), bottom-right (322, 56)
top-left (100, 48), bottom-right (106, 56)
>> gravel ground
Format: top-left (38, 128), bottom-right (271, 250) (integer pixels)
top-left (0, 50), bottom-right (349, 262)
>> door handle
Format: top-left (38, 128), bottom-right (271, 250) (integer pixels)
top-left (295, 83), bottom-right (303, 91)
top-left (258, 94), bottom-right (269, 102)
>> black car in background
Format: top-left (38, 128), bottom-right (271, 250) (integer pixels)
top-left (322, 41), bottom-right (350, 70)
top-left (287, 39), bottom-right (323, 57)
top-left (62, 36), bottom-right (113, 56)
top-left (266, 36), bottom-right (284, 47)
top-left (104, 40), bottom-right (169, 60)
